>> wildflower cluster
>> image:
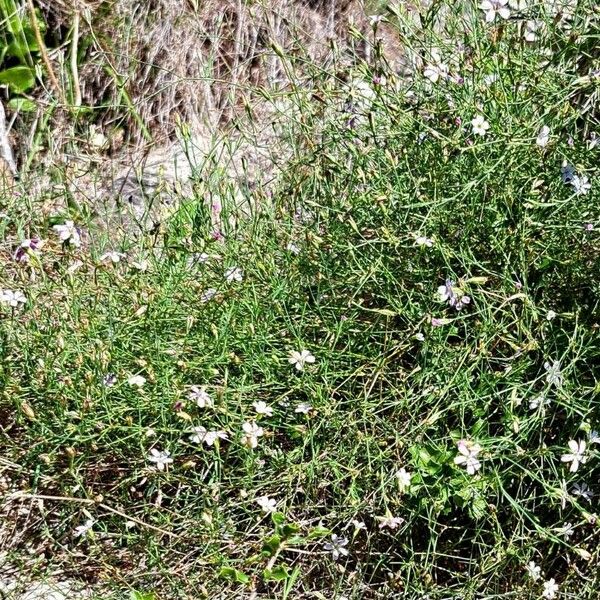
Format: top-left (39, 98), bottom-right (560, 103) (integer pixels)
top-left (1, 0), bottom-right (599, 596)
top-left (437, 279), bottom-right (471, 311)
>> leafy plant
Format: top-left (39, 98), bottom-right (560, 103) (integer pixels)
top-left (0, 0), bottom-right (48, 105)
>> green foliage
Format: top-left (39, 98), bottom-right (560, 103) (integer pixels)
top-left (0, 1), bottom-right (599, 598)
top-left (218, 566), bottom-right (250, 585)
top-left (263, 564), bottom-right (291, 581)
top-left (0, 64), bottom-right (34, 92)
top-left (129, 592), bottom-right (156, 600)
top-left (0, 1), bottom-right (47, 95)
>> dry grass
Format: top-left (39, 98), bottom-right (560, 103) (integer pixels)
top-left (11, 0), bottom-right (406, 239)
top-left (41, 0), bottom-right (399, 147)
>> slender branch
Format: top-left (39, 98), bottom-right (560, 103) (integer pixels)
top-left (8, 491), bottom-right (178, 538)
top-left (0, 98), bottom-right (17, 177)
top-left (25, 0), bottom-right (66, 105)
top-left (71, 10), bottom-right (82, 107)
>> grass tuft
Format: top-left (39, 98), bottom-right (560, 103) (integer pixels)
top-left (1, 0), bottom-right (599, 598)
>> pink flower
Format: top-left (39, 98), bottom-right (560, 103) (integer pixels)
top-left (14, 237), bottom-right (44, 263)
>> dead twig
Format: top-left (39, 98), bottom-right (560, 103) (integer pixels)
top-left (25, 0), bottom-right (66, 105)
top-left (70, 10), bottom-right (82, 107)
top-left (0, 98), bottom-right (17, 177)
top-left (8, 491), bottom-right (178, 538)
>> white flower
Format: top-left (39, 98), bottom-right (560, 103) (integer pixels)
top-left (415, 235), bottom-right (434, 247)
top-left (589, 430), bottom-right (600, 444)
top-left (66, 260), bottom-right (83, 274)
top-left (99, 251), bottom-right (125, 264)
top-left (571, 482), bottom-right (594, 503)
top-left (396, 468), bottom-right (412, 492)
top-left (529, 395), bottom-right (550, 410)
top-left (19, 238), bottom-right (39, 249)
top-left (255, 495), bottom-right (277, 513)
top-left (102, 373), bottom-right (117, 387)
top-left (368, 14), bottom-right (384, 26)
top-left (525, 561), bottom-right (541, 581)
top-left (555, 522), bottom-right (575, 540)
top-left (570, 174), bottom-right (591, 196)
top-left (508, 0), bottom-right (527, 9)
top-left (127, 374), bottom-right (146, 387)
top-left (0, 289), bottom-right (26, 307)
top-left (423, 63), bottom-right (449, 83)
top-left (189, 426), bottom-right (228, 446)
top-left (73, 518), bottom-right (95, 538)
top-left (414, 333), bottom-right (425, 342)
top-left (348, 519), bottom-right (367, 531)
top-left (294, 402), bottom-right (313, 414)
top-left (241, 421), bottom-right (264, 449)
top-left (189, 385), bottom-right (213, 408)
top-left (225, 266), bottom-right (243, 283)
top-left (423, 50), bottom-right (449, 83)
top-left (536, 126), bottom-right (551, 147)
top-left (542, 578), bottom-right (559, 600)
top-left (437, 280), bottom-right (454, 303)
top-left (454, 439), bottom-right (482, 475)
top-left (200, 288), bottom-right (217, 303)
top-left (89, 125), bottom-right (108, 149)
top-left (132, 259), bottom-right (149, 272)
top-left (288, 349), bottom-right (316, 371)
top-left (253, 400), bottom-right (273, 416)
top-left (286, 242), bottom-right (301, 255)
top-left (53, 220), bottom-right (81, 247)
top-left (544, 360), bottom-right (563, 387)
top-left (323, 534), bottom-right (349, 560)
top-left (561, 161), bottom-right (575, 184)
top-left (148, 448), bottom-right (173, 471)
top-left (187, 252), bottom-right (210, 268)
top-left (546, 309), bottom-right (557, 320)
top-left (479, 0), bottom-right (510, 23)
top-left (471, 115), bottom-right (490, 137)
top-left (561, 440), bottom-right (587, 473)
top-left (377, 515), bottom-right (404, 530)
top-left (14, 237), bottom-right (44, 262)
top-left (524, 19), bottom-right (543, 42)
top-left (483, 73), bottom-right (499, 86)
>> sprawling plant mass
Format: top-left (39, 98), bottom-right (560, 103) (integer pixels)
top-left (0, 1), bottom-right (599, 598)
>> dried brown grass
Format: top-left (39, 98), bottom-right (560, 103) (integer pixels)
top-left (6, 0), bottom-right (406, 244)
top-left (41, 0), bottom-right (397, 148)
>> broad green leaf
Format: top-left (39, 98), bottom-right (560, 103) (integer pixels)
top-left (271, 511), bottom-right (286, 526)
top-left (8, 97), bottom-right (37, 112)
top-left (264, 564), bottom-right (290, 581)
top-left (218, 566), bottom-right (250, 585)
top-left (7, 38), bottom-right (39, 58)
top-left (0, 66), bottom-right (35, 93)
top-left (130, 592), bottom-right (156, 600)
top-left (307, 525), bottom-right (331, 539)
top-left (262, 534), bottom-right (282, 556)
top-left (281, 523), bottom-right (300, 538)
